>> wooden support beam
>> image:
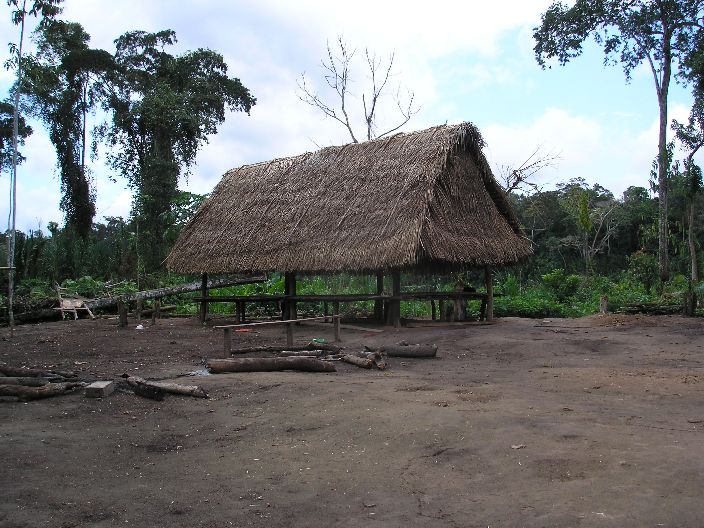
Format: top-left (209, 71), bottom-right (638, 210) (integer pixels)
top-left (284, 272), bottom-right (297, 320)
top-left (151, 299), bottom-right (160, 325)
top-left (200, 272), bottom-right (209, 324)
top-left (484, 266), bottom-right (494, 321)
top-left (333, 301), bottom-right (341, 342)
top-left (323, 301), bottom-right (329, 323)
top-left (135, 300), bottom-right (143, 323)
top-left (374, 271), bottom-right (384, 322)
top-left (391, 270), bottom-right (401, 327)
top-left (223, 327), bottom-right (232, 357)
top-left (431, 299), bottom-right (436, 321)
top-left (286, 322), bottom-right (294, 346)
top-left (118, 300), bottom-right (128, 327)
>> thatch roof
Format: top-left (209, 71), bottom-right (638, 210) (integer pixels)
top-left (166, 122), bottom-right (532, 274)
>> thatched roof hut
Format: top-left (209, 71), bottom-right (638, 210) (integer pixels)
top-left (166, 122), bottom-right (531, 275)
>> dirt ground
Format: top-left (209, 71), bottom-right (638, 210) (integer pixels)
top-left (1, 313), bottom-right (703, 528)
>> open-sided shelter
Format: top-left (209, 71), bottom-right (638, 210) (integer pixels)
top-left (166, 122), bottom-right (532, 325)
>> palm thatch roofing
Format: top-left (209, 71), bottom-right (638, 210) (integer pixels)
top-left (166, 122), bottom-right (532, 274)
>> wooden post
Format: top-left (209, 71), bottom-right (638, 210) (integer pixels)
top-left (223, 327), bottom-right (232, 358)
top-left (439, 299), bottom-right (445, 322)
top-left (392, 270), bottom-right (401, 328)
top-left (484, 266), bottom-right (494, 321)
top-left (323, 301), bottom-right (329, 323)
top-left (200, 273), bottom-right (209, 324)
top-left (286, 322), bottom-right (294, 346)
top-left (151, 299), bottom-right (160, 325)
top-left (431, 300), bottom-right (436, 321)
top-left (333, 301), bottom-right (341, 342)
top-left (135, 300), bottom-right (143, 323)
top-left (238, 301), bottom-right (245, 324)
top-left (374, 271), bottom-right (384, 321)
top-left (284, 272), bottom-right (297, 321)
top-left (118, 300), bottom-right (128, 327)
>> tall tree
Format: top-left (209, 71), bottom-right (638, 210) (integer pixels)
top-left (22, 20), bottom-right (114, 236)
top-left (672, 96), bottom-right (704, 281)
top-left (5, 0), bottom-right (62, 334)
top-left (0, 100), bottom-right (32, 173)
top-left (534, 0), bottom-right (704, 282)
top-left (100, 30), bottom-right (255, 271)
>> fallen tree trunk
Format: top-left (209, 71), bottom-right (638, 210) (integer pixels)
top-left (0, 377), bottom-right (51, 386)
top-left (279, 350), bottom-right (326, 357)
top-left (207, 357), bottom-right (336, 373)
top-left (84, 275), bottom-right (267, 311)
top-left (122, 375), bottom-right (208, 398)
top-left (341, 354), bottom-right (373, 369)
top-left (377, 344), bottom-right (438, 358)
top-left (0, 365), bottom-right (77, 378)
top-left (229, 342), bottom-right (343, 355)
top-left (0, 382), bottom-right (83, 400)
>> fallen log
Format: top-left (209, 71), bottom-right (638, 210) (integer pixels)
top-left (341, 354), bottom-right (373, 369)
top-left (378, 344), bottom-right (437, 358)
top-left (0, 377), bottom-right (51, 386)
top-left (229, 342), bottom-right (343, 355)
top-left (0, 365), bottom-right (77, 379)
top-left (207, 357), bottom-right (336, 373)
top-left (122, 375), bottom-right (208, 398)
top-left (0, 382), bottom-right (83, 400)
top-left (84, 275), bottom-right (267, 311)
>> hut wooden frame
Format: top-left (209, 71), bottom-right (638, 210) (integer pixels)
top-left (167, 122), bottom-right (531, 329)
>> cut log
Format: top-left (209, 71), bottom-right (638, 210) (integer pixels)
top-left (379, 344), bottom-right (437, 358)
top-left (0, 365), bottom-right (77, 378)
top-left (228, 342), bottom-right (343, 355)
top-left (0, 377), bottom-right (51, 386)
top-left (0, 382), bottom-right (83, 400)
top-left (207, 357), bottom-right (336, 373)
top-left (123, 375), bottom-right (208, 398)
top-left (341, 354), bottom-right (373, 369)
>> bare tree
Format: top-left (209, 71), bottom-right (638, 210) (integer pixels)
top-left (297, 36), bottom-right (418, 143)
top-left (498, 146), bottom-right (560, 195)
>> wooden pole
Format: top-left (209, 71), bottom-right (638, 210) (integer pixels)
top-left (374, 271), bottom-right (384, 322)
top-left (151, 299), bottom-right (160, 326)
top-left (484, 266), bottom-right (494, 321)
top-left (135, 300), bottom-right (142, 323)
top-left (323, 301), bottom-right (329, 323)
top-left (431, 300), bottom-right (436, 321)
top-left (118, 300), bottom-right (128, 327)
top-left (333, 302), bottom-right (341, 342)
top-left (200, 272), bottom-right (209, 324)
top-left (392, 270), bottom-right (401, 328)
top-left (286, 322), bottom-right (294, 346)
top-left (284, 272), bottom-right (297, 320)
top-left (223, 327), bottom-right (232, 358)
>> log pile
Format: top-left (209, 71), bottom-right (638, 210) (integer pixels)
top-left (0, 365), bottom-right (83, 401)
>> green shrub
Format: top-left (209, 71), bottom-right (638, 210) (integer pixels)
top-left (542, 269), bottom-right (581, 301)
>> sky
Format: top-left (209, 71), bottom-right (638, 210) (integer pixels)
top-left (0, 0), bottom-right (700, 232)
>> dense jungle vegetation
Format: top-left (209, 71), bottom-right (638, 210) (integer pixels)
top-left (4, 0), bottom-right (704, 320)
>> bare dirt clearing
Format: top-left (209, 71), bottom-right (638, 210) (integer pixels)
top-left (1, 314), bottom-right (703, 527)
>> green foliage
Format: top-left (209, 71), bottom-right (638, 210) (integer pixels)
top-left (627, 250), bottom-right (659, 293)
top-left (542, 269), bottom-right (581, 302)
top-left (99, 30), bottom-right (256, 271)
top-left (0, 100), bottom-right (32, 173)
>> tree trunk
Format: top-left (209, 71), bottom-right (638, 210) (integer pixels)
top-left (84, 275), bottom-right (265, 311)
top-left (657, 42), bottom-right (672, 283)
top-left (0, 381), bottom-right (83, 400)
top-left (378, 344), bottom-right (438, 358)
top-left (689, 202), bottom-right (699, 283)
top-left (123, 375), bottom-right (207, 398)
top-left (207, 357), bottom-right (336, 373)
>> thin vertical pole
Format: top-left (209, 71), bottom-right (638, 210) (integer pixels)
top-left (392, 269), bottom-right (401, 328)
top-left (333, 301), bottom-right (341, 342)
top-left (200, 273), bottom-right (208, 324)
top-left (374, 271), bottom-right (384, 322)
top-left (223, 327), bottom-right (232, 358)
top-left (484, 266), bottom-right (494, 321)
